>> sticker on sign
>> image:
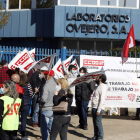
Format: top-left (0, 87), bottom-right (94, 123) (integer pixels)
top-left (83, 59), bottom-right (104, 66)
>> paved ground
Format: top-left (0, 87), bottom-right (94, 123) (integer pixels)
top-left (18, 114), bottom-right (140, 140)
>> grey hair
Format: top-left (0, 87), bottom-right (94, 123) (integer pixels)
top-left (3, 81), bottom-right (19, 99)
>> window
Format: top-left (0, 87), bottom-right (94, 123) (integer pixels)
top-left (6, 0), bottom-right (55, 10)
top-left (119, 0), bottom-right (137, 8)
top-left (8, 0), bottom-right (31, 9)
top-left (9, 0), bottom-right (19, 9)
top-left (36, 0), bottom-right (54, 8)
top-left (81, 0), bottom-right (97, 5)
top-left (6, 0), bottom-right (139, 9)
top-left (21, 0), bottom-right (31, 9)
top-left (60, 0), bottom-right (78, 5)
top-left (100, 0), bottom-right (116, 6)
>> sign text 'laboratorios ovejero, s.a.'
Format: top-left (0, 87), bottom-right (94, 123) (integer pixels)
top-left (66, 13), bottom-right (130, 35)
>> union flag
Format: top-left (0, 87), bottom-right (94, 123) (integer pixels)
top-left (121, 24), bottom-right (136, 64)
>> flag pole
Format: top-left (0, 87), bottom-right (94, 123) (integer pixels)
top-left (135, 46), bottom-right (138, 78)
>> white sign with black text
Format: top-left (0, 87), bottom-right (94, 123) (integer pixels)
top-left (80, 55), bottom-right (140, 107)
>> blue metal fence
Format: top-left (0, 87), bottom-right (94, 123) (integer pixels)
top-left (66, 49), bottom-right (139, 62)
top-left (0, 46), bottom-right (139, 65)
top-left (0, 46), bottom-right (60, 66)
top-left (66, 49), bottom-right (108, 61)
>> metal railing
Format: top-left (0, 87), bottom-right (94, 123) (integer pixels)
top-left (0, 46), bottom-right (139, 65)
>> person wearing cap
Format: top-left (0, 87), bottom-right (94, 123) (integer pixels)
top-left (40, 70), bottom-right (57, 140)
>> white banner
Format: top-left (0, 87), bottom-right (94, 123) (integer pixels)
top-left (80, 55), bottom-right (140, 107)
top-left (80, 55), bottom-right (140, 78)
top-left (8, 48), bottom-right (36, 73)
top-left (22, 61), bottom-right (37, 74)
top-left (8, 52), bottom-right (21, 70)
top-left (29, 48), bottom-right (35, 59)
top-left (65, 71), bottom-right (105, 90)
top-left (34, 54), bottom-right (55, 71)
top-left (52, 59), bottom-right (64, 79)
top-left (105, 77), bottom-right (140, 107)
top-left (62, 55), bottom-right (73, 74)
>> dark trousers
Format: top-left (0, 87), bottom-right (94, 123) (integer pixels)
top-left (21, 105), bottom-right (30, 136)
top-left (0, 127), bottom-right (15, 140)
top-left (136, 108), bottom-right (140, 117)
top-left (50, 115), bottom-right (71, 140)
top-left (92, 108), bottom-right (104, 139)
top-left (76, 98), bottom-right (89, 127)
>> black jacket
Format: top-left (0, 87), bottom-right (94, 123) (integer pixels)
top-left (23, 85), bottom-right (30, 106)
top-left (0, 100), bottom-right (4, 126)
top-left (31, 71), bottom-right (42, 91)
top-left (75, 76), bottom-right (93, 101)
top-left (53, 89), bottom-right (73, 115)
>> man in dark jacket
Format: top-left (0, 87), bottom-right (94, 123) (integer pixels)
top-left (75, 67), bottom-right (93, 130)
top-left (31, 68), bottom-right (43, 127)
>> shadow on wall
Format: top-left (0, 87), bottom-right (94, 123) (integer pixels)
top-left (31, 9), bottom-right (54, 38)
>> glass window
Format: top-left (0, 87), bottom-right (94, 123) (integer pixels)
top-left (81, 0), bottom-right (97, 5)
top-left (119, 0), bottom-right (137, 8)
top-left (21, 0), bottom-right (31, 9)
top-left (37, 0), bottom-right (54, 8)
top-left (9, 0), bottom-right (19, 9)
top-left (60, 0), bottom-right (78, 5)
top-left (100, 0), bottom-right (116, 6)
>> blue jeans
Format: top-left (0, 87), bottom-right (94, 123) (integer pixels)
top-left (21, 105), bottom-right (30, 136)
top-left (32, 94), bottom-right (39, 123)
top-left (92, 108), bottom-right (104, 139)
top-left (29, 97), bottom-right (32, 115)
top-left (76, 98), bottom-right (89, 127)
top-left (41, 110), bottom-right (53, 140)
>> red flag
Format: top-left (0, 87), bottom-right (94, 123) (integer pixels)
top-left (121, 24), bottom-right (136, 64)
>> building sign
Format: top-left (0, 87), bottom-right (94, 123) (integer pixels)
top-left (66, 13), bottom-right (130, 35)
top-left (54, 6), bottom-right (140, 39)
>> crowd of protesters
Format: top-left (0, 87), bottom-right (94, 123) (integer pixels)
top-left (0, 59), bottom-right (108, 140)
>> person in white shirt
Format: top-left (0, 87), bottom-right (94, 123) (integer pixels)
top-left (89, 74), bottom-right (108, 140)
